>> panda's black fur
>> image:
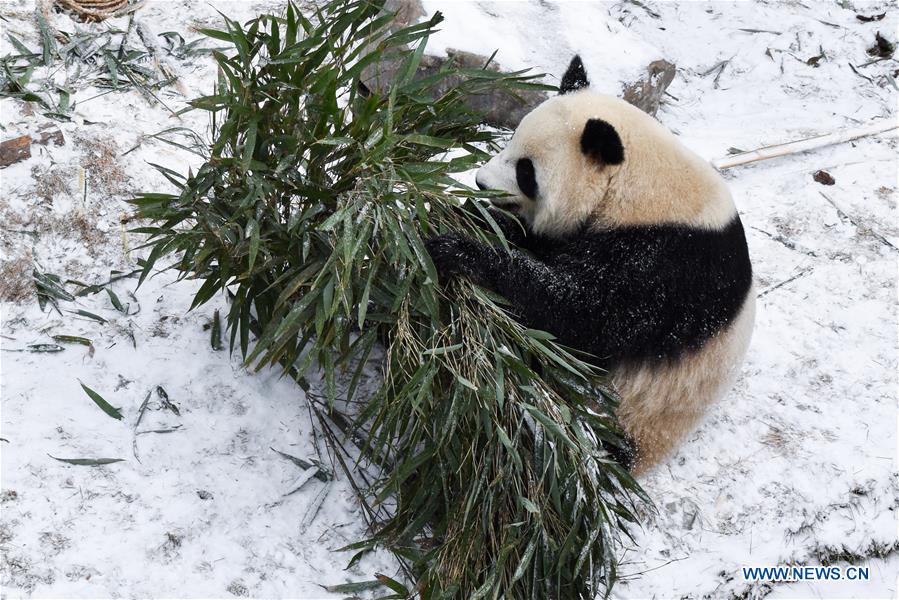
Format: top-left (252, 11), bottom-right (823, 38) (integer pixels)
top-left (426, 214), bottom-right (751, 371)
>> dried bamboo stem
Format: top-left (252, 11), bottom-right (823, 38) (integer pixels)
top-left (713, 120), bottom-right (898, 170)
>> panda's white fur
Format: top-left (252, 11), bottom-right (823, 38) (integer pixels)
top-left (477, 92), bottom-right (736, 234)
top-left (613, 288), bottom-right (755, 471)
top-left (427, 59), bottom-right (756, 474)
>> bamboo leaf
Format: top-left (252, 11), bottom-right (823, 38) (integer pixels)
top-left (106, 288), bottom-right (126, 313)
top-left (27, 343), bottom-right (64, 353)
top-left (69, 309), bottom-right (108, 324)
top-left (49, 455), bottom-right (125, 466)
top-left (80, 381), bottom-right (124, 420)
top-left (52, 335), bottom-right (92, 346)
top-left (133, 3), bottom-right (647, 596)
top-left (322, 580), bottom-right (383, 594)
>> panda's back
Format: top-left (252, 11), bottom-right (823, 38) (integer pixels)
top-left (535, 215), bottom-right (753, 368)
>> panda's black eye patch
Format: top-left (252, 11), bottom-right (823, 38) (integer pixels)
top-left (516, 158), bottom-right (537, 199)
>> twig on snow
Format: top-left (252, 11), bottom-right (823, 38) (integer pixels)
top-left (758, 267), bottom-right (814, 298)
top-left (701, 57), bottom-right (733, 89)
top-left (848, 62), bottom-right (874, 83)
top-left (750, 226), bottom-right (819, 258)
top-left (819, 191), bottom-right (898, 252)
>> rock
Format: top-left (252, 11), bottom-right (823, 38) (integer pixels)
top-left (365, 51), bottom-right (675, 127)
top-left (363, 47), bottom-right (548, 129)
top-left (813, 170), bottom-right (836, 186)
top-left (0, 128), bottom-right (64, 168)
top-left (383, 0), bottom-right (425, 29)
top-left (360, 2), bottom-right (548, 130)
top-left (622, 59), bottom-right (677, 116)
top-left (0, 135), bottom-right (32, 168)
top-left (362, 0), bottom-right (676, 127)
top-left (37, 127), bottom-right (65, 147)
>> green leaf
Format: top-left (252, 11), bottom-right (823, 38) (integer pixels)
top-left (106, 288), bottom-right (126, 313)
top-left (271, 447), bottom-right (332, 482)
top-left (79, 381), bottom-right (123, 420)
top-left (524, 328), bottom-right (556, 340)
top-left (375, 573), bottom-right (408, 595)
top-left (423, 343), bottom-right (463, 356)
top-left (197, 27), bottom-right (234, 44)
top-left (69, 309), bottom-right (108, 324)
top-left (246, 218), bottom-right (260, 271)
top-left (35, 10), bottom-right (55, 66)
top-left (49, 456), bottom-right (125, 466)
top-left (510, 537), bottom-right (538, 583)
top-left (522, 403), bottom-right (576, 450)
top-left (401, 133), bottom-right (454, 148)
top-left (242, 117), bottom-right (258, 173)
top-left (495, 424), bottom-right (521, 469)
top-left (322, 580), bottom-right (383, 594)
top-left (52, 335), bottom-right (92, 346)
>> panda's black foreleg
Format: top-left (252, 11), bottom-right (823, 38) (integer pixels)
top-left (601, 433), bottom-right (637, 471)
top-left (425, 233), bottom-right (584, 340)
top-left (424, 232), bottom-right (504, 287)
top-left (482, 209), bottom-right (531, 248)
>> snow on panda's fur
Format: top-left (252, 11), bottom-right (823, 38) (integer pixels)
top-left (425, 56), bottom-right (755, 474)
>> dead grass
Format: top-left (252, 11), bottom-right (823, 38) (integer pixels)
top-left (32, 164), bottom-right (74, 205)
top-left (3, 172), bottom-right (116, 264)
top-left (38, 531), bottom-right (71, 556)
top-left (0, 551), bottom-right (56, 594)
top-left (761, 425), bottom-right (791, 453)
top-left (0, 253), bottom-right (36, 304)
top-left (875, 185), bottom-right (896, 210)
top-left (813, 540), bottom-right (899, 566)
top-left (74, 133), bottom-right (129, 197)
top-left (31, 132), bottom-right (129, 203)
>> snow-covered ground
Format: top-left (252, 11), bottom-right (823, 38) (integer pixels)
top-left (1, 1), bottom-right (897, 598)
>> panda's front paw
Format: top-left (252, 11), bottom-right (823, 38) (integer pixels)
top-left (425, 233), bottom-right (490, 283)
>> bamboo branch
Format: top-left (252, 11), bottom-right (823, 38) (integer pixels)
top-left (713, 120), bottom-right (898, 170)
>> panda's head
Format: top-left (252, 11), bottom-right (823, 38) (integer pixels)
top-left (475, 56), bottom-right (735, 237)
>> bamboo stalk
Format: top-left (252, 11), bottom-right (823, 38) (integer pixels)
top-left (713, 120), bottom-right (898, 170)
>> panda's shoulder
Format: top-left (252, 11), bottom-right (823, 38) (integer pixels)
top-left (552, 217), bottom-right (750, 271)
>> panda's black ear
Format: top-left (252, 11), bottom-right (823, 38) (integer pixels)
top-left (559, 55), bottom-right (589, 95)
top-left (581, 119), bottom-right (624, 165)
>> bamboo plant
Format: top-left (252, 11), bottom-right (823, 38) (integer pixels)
top-left (132, 1), bottom-right (649, 597)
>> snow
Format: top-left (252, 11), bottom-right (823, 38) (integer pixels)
top-left (1, 1), bottom-right (397, 597)
top-left (2, 0), bottom-right (897, 599)
top-left (421, 0), bottom-right (660, 96)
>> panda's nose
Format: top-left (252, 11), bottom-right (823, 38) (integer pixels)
top-left (475, 176), bottom-right (487, 191)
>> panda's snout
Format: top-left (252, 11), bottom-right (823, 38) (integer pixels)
top-left (475, 175), bottom-right (487, 191)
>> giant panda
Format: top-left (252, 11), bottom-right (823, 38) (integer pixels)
top-left (425, 56), bottom-right (755, 474)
